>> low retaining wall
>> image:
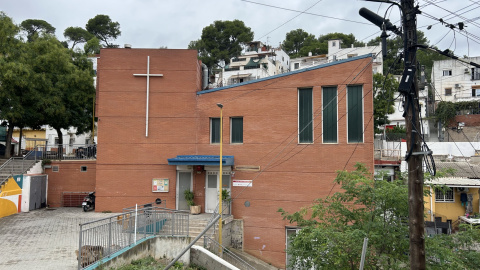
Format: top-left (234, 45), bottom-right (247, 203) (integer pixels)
top-left (190, 246), bottom-right (240, 270)
top-left (86, 236), bottom-right (190, 269)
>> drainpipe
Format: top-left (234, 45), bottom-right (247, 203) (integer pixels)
top-left (201, 63), bottom-right (208, 90)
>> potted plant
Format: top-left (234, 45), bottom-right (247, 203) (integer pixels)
top-left (184, 189), bottom-right (201, 215)
top-left (222, 189), bottom-right (231, 215)
top-left (42, 159), bottom-right (52, 168)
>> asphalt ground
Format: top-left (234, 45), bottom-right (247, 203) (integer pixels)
top-left (0, 207), bottom-right (118, 270)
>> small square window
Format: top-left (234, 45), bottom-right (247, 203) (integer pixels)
top-left (80, 166), bottom-right (88, 172)
top-left (445, 88), bottom-right (452, 96)
top-left (52, 165), bottom-right (59, 172)
top-left (443, 70), bottom-right (452, 76)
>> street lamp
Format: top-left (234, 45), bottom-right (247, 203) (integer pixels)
top-left (216, 103), bottom-right (223, 251)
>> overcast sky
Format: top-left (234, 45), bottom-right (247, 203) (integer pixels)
top-left (2, 0), bottom-right (480, 58)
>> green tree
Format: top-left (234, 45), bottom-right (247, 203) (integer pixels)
top-left (373, 73), bottom-right (398, 133)
top-left (282, 29), bottom-right (317, 57)
top-left (63, 26), bottom-right (93, 49)
top-left (279, 163), bottom-right (480, 269)
top-left (188, 20), bottom-right (254, 69)
top-left (27, 36), bottom-right (95, 148)
top-left (86, 14), bottom-right (121, 48)
top-left (20, 19), bottom-right (55, 42)
top-left (0, 13), bottom-right (37, 157)
top-left (84, 37), bottom-right (101, 55)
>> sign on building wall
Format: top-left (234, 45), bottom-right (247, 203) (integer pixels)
top-left (233, 180), bottom-right (252, 187)
top-left (152, 178), bottom-right (169, 192)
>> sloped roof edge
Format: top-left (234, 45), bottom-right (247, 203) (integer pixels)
top-left (197, 53), bottom-right (374, 95)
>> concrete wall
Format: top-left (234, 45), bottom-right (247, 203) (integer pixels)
top-left (98, 236), bottom-right (191, 269)
top-left (190, 246), bottom-right (239, 270)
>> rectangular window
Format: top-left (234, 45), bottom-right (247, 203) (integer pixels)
top-left (435, 188), bottom-right (454, 202)
top-left (52, 165), bottom-right (59, 172)
top-left (80, 166), bottom-right (87, 172)
top-left (445, 88), bottom-right (452, 96)
top-left (347, 85), bottom-right (363, 143)
top-left (294, 63), bottom-right (299, 70)
top-left (299, 88), bottom-right (313, 143)
top-left (210, 118), bottom-right (220, 144)
top-left (443, 70), bottom-right (452, 76)
top-left (323, 86), bottom-right (337, 143)
top-left (230, 117), bottom-right (243, 144)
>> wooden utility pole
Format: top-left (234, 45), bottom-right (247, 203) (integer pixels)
top-left (401, 0), bottom-right (425, 269)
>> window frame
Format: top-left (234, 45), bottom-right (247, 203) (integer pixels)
top-left (298, 88), bottom-right (314, 144)
top-left (210, 117), bottom-right (220, 144)
top-left (435, 187), bottom-right (454, 202)
top-left (322, 86), bottom-right (338, 144)
top-left (230, 117), bottom-right (243, 144)
top-left (80, 166), bottom-right (88, 172)
top-left (442, 70), bottom-right (452, 76)
top-left (445, 88), bottom-right (452, 96)
top-left (347, 85), bottom-right (364, 143)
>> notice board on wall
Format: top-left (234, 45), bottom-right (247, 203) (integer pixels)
top-left (152, 178), bottom-right (169, 192)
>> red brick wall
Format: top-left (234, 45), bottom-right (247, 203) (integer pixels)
top-left (45, 161), bottom-right (96, 207)
top-left (95, 49), bottom-right (374, 268)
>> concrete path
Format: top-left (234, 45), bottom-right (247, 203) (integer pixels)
top-left (0, 208), bottom-right (118, 270)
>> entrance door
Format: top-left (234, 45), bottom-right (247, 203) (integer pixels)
top-left (205, 171), bottom-right (231, 213)
top-left (176, 171), bottom-right (192, 211)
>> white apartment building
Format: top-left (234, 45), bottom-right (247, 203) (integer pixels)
top-left (327, 39), bottom-right (383, 74)
top-left (218, 41), bottom-right (290, 87)
top-left (431, 57), bottom-right (480, 103)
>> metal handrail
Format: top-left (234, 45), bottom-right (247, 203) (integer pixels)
top-left (78, 206), bottom-right (189, 269)
top-left (204, 236), bottom-right (256, 270)
top-left (0, 151), bottom-right (37, 187)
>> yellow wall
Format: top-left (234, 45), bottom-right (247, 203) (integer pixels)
top-left (12, 129), bottom-right (46, 149)
top-left (425, 187), bottom-right (480, 222)
top-left (0, 177), bottom-right (22, 218)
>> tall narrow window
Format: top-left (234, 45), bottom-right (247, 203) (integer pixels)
top-left (348, 85), bottom-right (363, 143)
top-left (299, 88), bottom-right (313, 143)
top-left (323, 86), bottom-right (337, 143)
top-left (231, 117), bottom-right (243, 144)
top-left (210, 118), bottom-right (220, 144)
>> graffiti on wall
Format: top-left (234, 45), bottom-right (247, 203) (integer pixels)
top-left (0, 175), bottom-right (23, 218)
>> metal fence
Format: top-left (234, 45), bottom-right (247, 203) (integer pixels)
top-left (30, 144), bottom-right (97, 161)
top-left (204, 236), bottom-right (256, 270)
top-left (78, 206), bottom-right (189, 269)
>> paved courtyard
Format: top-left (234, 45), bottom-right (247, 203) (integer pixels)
top-left (0, 207), bottom-right (118, 270)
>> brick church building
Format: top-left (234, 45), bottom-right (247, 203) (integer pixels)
top-left (94, 48), bottom-right (374, 268)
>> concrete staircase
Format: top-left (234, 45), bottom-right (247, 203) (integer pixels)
top-left (0, 158), bottom-right (39, 188)
top-left (188, 217), bottom-right (218, 247)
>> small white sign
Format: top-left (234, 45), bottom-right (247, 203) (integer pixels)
top-left (233, 180), bottom-right (252, 187)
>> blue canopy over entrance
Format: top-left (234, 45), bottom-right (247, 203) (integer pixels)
top-left (167, 155), bottom-right (234, 166)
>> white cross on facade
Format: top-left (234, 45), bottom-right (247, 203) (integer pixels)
top-left (133, 56), bottom-right (163, 137)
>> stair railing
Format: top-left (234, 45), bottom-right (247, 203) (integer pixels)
top-left (0, 151), bottom-right (37, 187)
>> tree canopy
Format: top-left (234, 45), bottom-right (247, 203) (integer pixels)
top-left (373, 73), bottom-right (398, 133)
top-left (63, 26), bottom-right (93, 49)
top-left (189, 20), bottom-right (254, 69)
top-left (0, 13), bottom-right (95, 157)
top-left (279, 163), bottom-right (480, 269)
top-left (86, 14), bottom-right (121, 48)
top-left (20, 19), bottom-right (55, 42)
